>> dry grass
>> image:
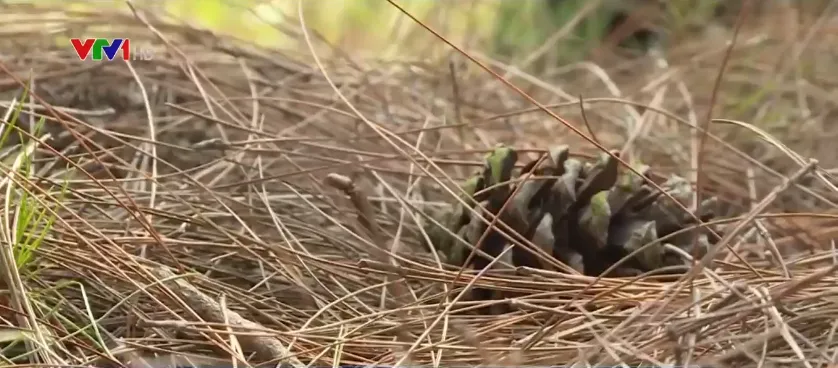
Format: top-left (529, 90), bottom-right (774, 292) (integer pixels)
top-left (1, 2), bottom-right (838, 367)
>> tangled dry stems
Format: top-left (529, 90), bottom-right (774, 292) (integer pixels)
top-left (1, 3), bottom-right (838, 367)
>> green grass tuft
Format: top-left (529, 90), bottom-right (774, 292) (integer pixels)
top-left (0, 84), bottom-right (68, 273)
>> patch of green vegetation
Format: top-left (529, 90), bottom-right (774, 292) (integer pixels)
top-left (0, 82), bottom-right (76, 363)
top-left (0, 84), bottom-right (68, 273)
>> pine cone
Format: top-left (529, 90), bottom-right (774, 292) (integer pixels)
top-left (425, 145), bottom-right (720, 278)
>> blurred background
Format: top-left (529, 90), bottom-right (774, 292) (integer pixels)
top-left (11, 0), bottom-right (834, 162)
top-left (25, 0), bottom-right (828, 65)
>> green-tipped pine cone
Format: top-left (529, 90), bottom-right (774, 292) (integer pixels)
top-left (424, 145), bottom-right (720, 278)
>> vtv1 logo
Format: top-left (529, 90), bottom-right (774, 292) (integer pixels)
top-left (70, 38), bottom-right (153, 61)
